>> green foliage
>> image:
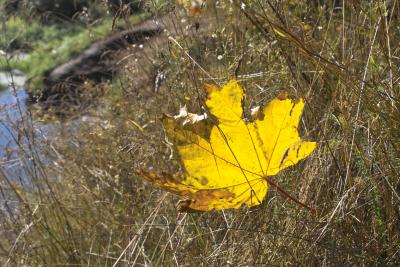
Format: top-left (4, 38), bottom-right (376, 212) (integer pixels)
top-left (0, 16), bottom-right (50, 50)
top-left (0, 13), bottom-right (148, 94)
top-left (1, 0), bottom-right (144, 20)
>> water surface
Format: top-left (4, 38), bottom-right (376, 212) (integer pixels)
top-left (0, 71), bottom-right (31, 184)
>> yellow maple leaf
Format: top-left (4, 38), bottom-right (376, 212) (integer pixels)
top-left (138, 80), bottom-right (317, 212)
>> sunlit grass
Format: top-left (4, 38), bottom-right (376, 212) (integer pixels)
top-left (1, 0), bottom-right (399, 265)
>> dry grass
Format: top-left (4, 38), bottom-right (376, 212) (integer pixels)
top-left (1, 0), bottom-right (400, 266)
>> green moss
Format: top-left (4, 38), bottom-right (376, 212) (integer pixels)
top-left (0, 13), bottom-right (149, 95)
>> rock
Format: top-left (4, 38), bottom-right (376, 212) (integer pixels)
top-left (0, 69), bottom-right (27, 89)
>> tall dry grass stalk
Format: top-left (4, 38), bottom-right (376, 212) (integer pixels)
top-left (1, 0), bottom-right (399, 265)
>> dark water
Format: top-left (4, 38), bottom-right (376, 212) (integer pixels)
top-left (0, 70), bottom-right (90, 210)
top-left (0, 87), bottom-right (28, 156)
top-left (0, 72), bottom-right (32, 210)
top-left (0, 72), bottom-right (34, 187)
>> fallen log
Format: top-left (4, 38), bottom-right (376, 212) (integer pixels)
top-left (40, 19), bottom-right (163, 104)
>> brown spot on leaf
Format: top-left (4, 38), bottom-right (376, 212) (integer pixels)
top-left (178, 189), bottom-right (236, 212)
top-left (177, 199), bottom-right (199, 212)
top-left (204, 83), bottom-right (219, 98)
top-left (279, 148), bottom-right (290, 168)
top-left (200, 176), bottom-right (208, 185)
top-left (277, 91), bottom-right (288, 100)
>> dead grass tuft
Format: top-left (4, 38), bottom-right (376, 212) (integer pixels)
top-left (1, 1), bottom-right (400, 265)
